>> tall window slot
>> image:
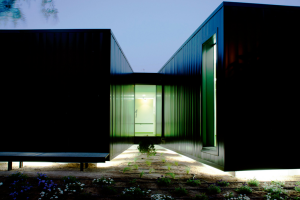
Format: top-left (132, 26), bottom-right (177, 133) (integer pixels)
top-left (202, 33), bottom-right (217, 147)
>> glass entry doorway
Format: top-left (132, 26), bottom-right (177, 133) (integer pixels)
top-left (134, 85), bottom-right (161, 137)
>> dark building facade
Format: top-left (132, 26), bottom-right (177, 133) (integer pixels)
top-left (1, 1), bottom-right (299, 173)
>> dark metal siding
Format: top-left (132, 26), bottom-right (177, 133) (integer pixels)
top-left (158, 6), bottom-right (225, 170)
top-left (110, 31), bottom-right (134, 160)
top-left (223, 4), bottom-right (300, 171)
top-left (1, 29), bottom-right (111, 153)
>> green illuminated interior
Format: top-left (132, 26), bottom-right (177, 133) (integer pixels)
top-left (202, 33), bottom-right (217, 147)
top-left (134, 85), bottom-right (157, 137)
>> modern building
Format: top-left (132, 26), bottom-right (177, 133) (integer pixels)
top-left (1, 1), bottom-right (299, 176)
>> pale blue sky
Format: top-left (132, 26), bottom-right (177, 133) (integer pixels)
top-left (1, 0), bottom-right (300, 72)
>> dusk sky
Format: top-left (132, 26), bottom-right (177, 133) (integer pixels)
top-left (1, 0), bottom-right (300, 72)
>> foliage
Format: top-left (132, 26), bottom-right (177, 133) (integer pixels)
top-left (235, 183), bottom-right (253, 194)
top-left (174, 161), bottom-right (178, 166)
top-left (264, 192), bottom-right (290, 200)
top-left (37, 173), bottom-right (50, 182)
top-left (295, 181), bottom-right (300, 192)
top-left (101, 185), bottom-right (117, 195)
top-left (151, 194), bottom-right (175, 200)
top-left (149, 168), bottom-right (155, 174)
top-left (207, 183), bottom-right (221, 194)
top-left (129, 179), bottom-right (137, 184)
top-left (193, 193), bottom-right (209, 200)
top-left (137, 138), bottom-right (156, 156)
top-left (172, 187), bottom-right (188, 196)
top-left (165, 173), bottom-right (176, 179)
top-left (123, 167), bottom-right (132, 173)
top-left (216, 179), bottom-right (230, 186)
top-left (271, 180), bottom-right (285, 187)
top-left (166, 162), bottom-right (172, 170)
top-left (157, 175), bottom-right (171, 186)
top-left (146, 160), bottom-right (152, 166)
top-left (6, 171), bottom-right (28, 184)
top-left (187, 179), bottom-right (201, 186)
top-left (246, 177), bottom-right (260, 187)
top-left (5, 172), bottom-right (33, 200)
top-left (92, 177), bottom-right (115, 186)
top-left (132, 164), bottom-right (139, 170)
top-left (223, 192), bottom-right (234, 199)
top-left (120, 186), bottom-right (151, 200)
top-left (134, 157), bottom-right (138, 163)
top-left (161, 157), bottom-right (166, 163)
top-left (62, 176), bottom-right (79, 184)
top-left (39, 179), bottom-right (64, 200)
top-left (139, 171), bottom-right (144, 178)
top-left (185, 166), bottom-right (191, 174)
top-left (64, 182), bottom-right (85, 193)
top-left (128, 162), bottom-right (131, 166)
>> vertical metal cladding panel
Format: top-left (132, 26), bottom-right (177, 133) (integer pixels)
top-left (1, 29), bottom-right (111, 153)
top-left (110, 31), bottom-right (134, 160)
top-left (158, 5), bottom-right (224, 169)
top-left (223, 4), bottom-right (300, 171)
top-left (156, 85), bottom-right (162, 137)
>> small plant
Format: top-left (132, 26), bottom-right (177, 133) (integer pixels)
top-left (216, 179), bottom-right (230, 186)
top-left (193, 193), bottom-right (208, 200)
top-left (161, 156), bottom-right (166, 163)
top-left (7, 171), bottom-right (28, 183)
top-left (264, 192), bottom-right (289, 200)
top-left (174, 161), bottom-right (178, 166)
top-left (132, 164), bottom-right (139, 170)
top-left (92, 177), bottom-right (115, 186)
top-left (120, 186), bottom-right (151, 199)
top-left (165, 173), bottom-right (176, 179)
top-left (139, 171), bottom-right (144, 178)
top-left (149, 168), bottom-right (155, 174)
top-left (37, 173), bottom-right (50, 182)
top-left (207, 183), bottom-right (221, 194)
top-left (64, 181), bottom-right (85, 194)
top-left (187, 179), bottom-right (201, 186)
top-left (262, 182), bottom-right (287, 197)
top-left (123, 167), bottom-right (132, 173)
top-left (151, 194), bottom-right (174, 200)
top-left (62, 176), bottom-right (79, 184)
top-left (223, 191), bottom-right (234, 199)
top-left (101, 185), bottom-right (117, 195)
top-left (160, 153), bottom-right (164, 156)
top-left (7, 172), bottom-right (33, 200)
top-left (129, 179), bottom-right (137, 184)
top-left (146, 160), bottom-right (152, 166)
top-left (235, 182), bottom-right (253, 194)
top-left (137, 138), bottom-right (156, 157)
top-left (134, 157), bottom-right (138, 163)
top-left (185, 166), bottom-right (191, 174)
top-left (39, 179), bottom-right (64, 200)
top-left (271, 180), bottom-right (285, 187)
top-left (247, 177), bottom-right (260, 187)
top-left (157, 175), bottom-right (171, 186)
top-left (295, 181), bottom-right (300, 192)
top-left (172, 187), bottom-right (188, 196)
top-left (128, 162), bottom-right (131, 166)
top-left (166, 162), bottom-right (172, 170)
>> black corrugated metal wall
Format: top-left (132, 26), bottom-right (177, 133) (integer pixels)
top-left (158, 5), bottom-right (225, 170)
top-left (109, 31), bottom-right (134, 160)
top-left (1, 29), bottom-right (111, 153)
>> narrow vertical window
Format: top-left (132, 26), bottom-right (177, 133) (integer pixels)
top-left (202, 33), bottom-right (217, 147)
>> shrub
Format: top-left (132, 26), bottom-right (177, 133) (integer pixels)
top-left (137, 138), bottom-right (156, 156)
top-left (223, 192), bottom-right (234, 199)
top-left (235, 183), bottom-right (253, 194)
top-left (120, 186), bottom-right (151, 200)
top-left (151, 194), bottom-right (174, 200)
top-left (216, 179), bottom-right (230, 186)
top-left (247, 177), bottom-right (260, 187)
top-left (295, 181), bottom-right (300, 192)
top-left (92, 177), bottom-right (115, 186)
top-left (187, 179), bottom-right (201, 186)
top-left (207, 183), bottom-right (221, 194)
top-left (193, 193), bottom-right (208, 200)
top-left (157, 175), bottom-right (171, 186)
top-left (101, 185), bottom-right (117, 195)
top-left (62, 176), bottom-right (79, 184)
top-left (172, 187), bottom-right (188, 196)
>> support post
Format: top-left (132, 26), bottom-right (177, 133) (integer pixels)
top-left (8, 161), bottom-right (12, 171)
top-left (80, 162), bottom-right (83, 171)
top-left (19, 161), bottom-right (23, 168)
